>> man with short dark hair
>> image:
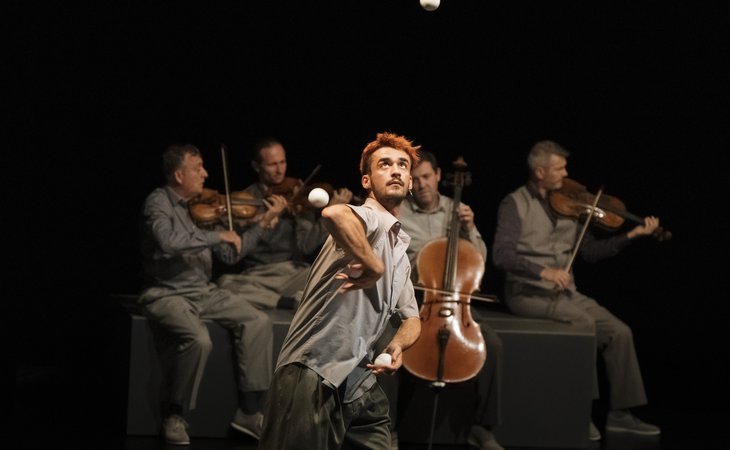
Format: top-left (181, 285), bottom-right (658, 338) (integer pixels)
top-left (392, 150), bottom-right (504, 450)
top-left (217, 137), bottom-right (352, 310)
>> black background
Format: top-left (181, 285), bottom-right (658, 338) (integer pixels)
top-left (11, 0), bottom-right (729, 423)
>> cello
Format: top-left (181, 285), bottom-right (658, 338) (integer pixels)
top-left (402, 156), bottom-right (488, 448)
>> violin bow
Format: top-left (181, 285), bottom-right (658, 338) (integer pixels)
top-left (413, 285), bottom-right (499, 303)
top-left (289, 164), bottom-right (322, 202)
top-left (220, 144), bottom-right (234, 231)
top-left (564, 186), bottom-right (604, 272)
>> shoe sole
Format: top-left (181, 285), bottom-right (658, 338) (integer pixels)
top-left (605, 425), bottom-right (660, 436)
top-left (164, 438), bottom-right (190, 445)
top-left (231, 422), bottom-right (261, 440)
top-left (466, 435), bottom-right (505, 450)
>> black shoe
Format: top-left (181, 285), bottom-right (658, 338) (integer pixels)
top-left (605, 411), bottom-right (660, 436)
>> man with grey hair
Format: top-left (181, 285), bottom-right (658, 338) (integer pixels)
top-left (492, 139), bottom-right (661, 442)
top-left (139, 144), bottom-right (274, 445)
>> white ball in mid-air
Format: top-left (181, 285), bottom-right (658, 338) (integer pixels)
top-left (308, 187), bottom-right (330, 208)
top-left (420, 0), bottom-right (440, 12)
top-left (375, 353), bottom-right (392, 366)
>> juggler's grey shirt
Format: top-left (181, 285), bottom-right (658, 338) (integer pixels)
top-left (275, 198), bottom-right (419, 403)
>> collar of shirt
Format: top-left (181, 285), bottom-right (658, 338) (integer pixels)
top-left (406, 195), bottom-right (448, 214)
top-left (164, 185), bottom-right (188, 207)
top-left (362, 197), bottom-right (409, 248)
top-left (526, 180), bottom-right (557, 223)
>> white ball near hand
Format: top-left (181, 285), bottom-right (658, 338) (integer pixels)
top-left (346, 267), bottom-right (363, 279)
top-left (375, 353), bottom-right (392, 366)
top-left (308, 187), bottom-right (330, 208)
top-left (420, 0), bottom-right (440, 12)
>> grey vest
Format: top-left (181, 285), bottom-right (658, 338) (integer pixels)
top-left (506, 186), bottom-right (579, 291)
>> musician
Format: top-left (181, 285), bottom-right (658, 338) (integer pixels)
top-left (258, 132), bottom-right (421, 449)
top-left (217, 136), bottom-right (353, 309)
top-left (387, 150), bottom-right (504, 450)
top-left (139, 144), bottom-right (273, 444)
top-left (492, 139), bottom-right (661, 441)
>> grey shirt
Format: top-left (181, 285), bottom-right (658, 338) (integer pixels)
top-left (140, 186), bottom-right (245, 291)
top-left (275, 198), bottom-right (420, 402)
top-left (398, 194), bottom-right (487, 282)
top-left (237, 182), bottom-right (330, 268)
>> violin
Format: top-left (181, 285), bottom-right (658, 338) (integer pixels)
top-left (402, 156), bottom-right (487, 385)
top-left (549, 178), bottom-right (672, 241)
top-left (188, 188), bottom-right (264, 229)
top-left (265, 176), bottom-right (338, 214)
top-left (188, 144), bottom-right (267, 230)
top-left (265, 164), bottom-right (362, 215)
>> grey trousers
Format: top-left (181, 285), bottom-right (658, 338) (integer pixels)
top-left (259, 364), bottom-right (391, 450)
top-left (217, 260), bottom-right (310, 309)
top-left (140, 284), bottom-right (273, 410)
top-left (504, 283), bottom-right (648, 410)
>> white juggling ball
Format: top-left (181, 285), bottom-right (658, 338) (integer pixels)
top-left (346, 266), bottom-right (363, 279)
top-left (308, 187), bottom-right (330, 208)
top-left (375, 353), bottom-right (392, 366)
top-left (420, 0), bottom-right (440, 12)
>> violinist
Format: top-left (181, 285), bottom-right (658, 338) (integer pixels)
top-left (492, 139), bottom-right (661, 441)
top-left (216, 136), bottom-right (353, 309)
top-left (388, 150), bottom-right (504, 450)
top-left (258, 132), bottom-right (421, 450)
top-left (139, 144), bottom-right (273, 444)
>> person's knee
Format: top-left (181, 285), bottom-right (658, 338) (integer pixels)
top-left (235, 309), bottom-right (272, 338)
top-left (571, 313), bottom-right (596, 331)
top-left (252, 310), bottom-right (272, 332)
top-left (189, 330), bottom-right (213, 355)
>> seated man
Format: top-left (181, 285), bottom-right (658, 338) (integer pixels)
top-left (384, 150), bottom-right (504, 450)
top-left (492, 139), bottom-right (661, 441)
top-left (217, 137), bottom-right (352, 309)
top-left (139, 144), bottom-right (273, 445)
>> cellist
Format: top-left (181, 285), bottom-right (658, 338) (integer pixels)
top-left (492, 140), bottom-right (661, 442)
top-left (385, 150), bottom-right (504, 450)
